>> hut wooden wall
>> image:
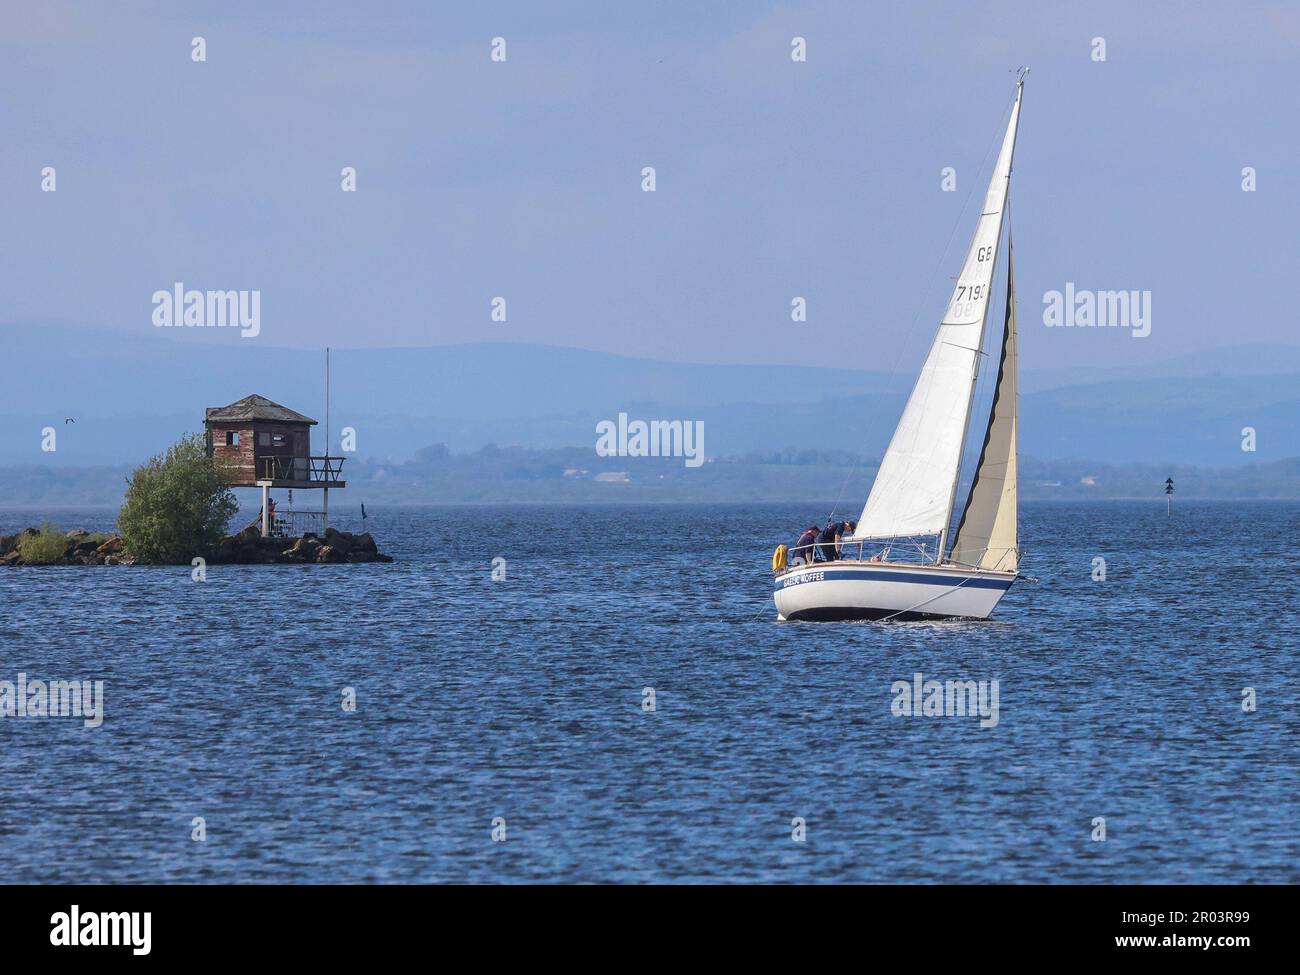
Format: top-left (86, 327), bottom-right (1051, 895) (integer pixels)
top-left (208, 422), bottom-right (257, 485)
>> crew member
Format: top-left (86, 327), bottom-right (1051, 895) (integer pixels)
top-left (792, 525), bottom-right (819, 565)
top-left (816, 519), bottom-right (856, 562)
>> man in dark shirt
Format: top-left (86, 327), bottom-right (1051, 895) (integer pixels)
top-left (817, 519), bottom-right (856, 562)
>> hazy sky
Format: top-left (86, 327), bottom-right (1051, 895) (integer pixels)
top-left (3, 0), bottom-right (1297, 370)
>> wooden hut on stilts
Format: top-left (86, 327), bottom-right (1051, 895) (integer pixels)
top-left (203, 394), bottom-right (346, 537)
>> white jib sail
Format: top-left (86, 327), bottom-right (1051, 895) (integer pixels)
top-left (853, 82), bottom-right (1023, 542)
top-left (951, 236), bottom-right (1018, 572)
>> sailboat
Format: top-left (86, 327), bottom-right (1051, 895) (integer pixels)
top-left (774, 73), bottom-right (1027, 622)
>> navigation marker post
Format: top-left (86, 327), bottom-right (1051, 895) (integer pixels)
top-left (1165, 477), bottom-right (1174, 516)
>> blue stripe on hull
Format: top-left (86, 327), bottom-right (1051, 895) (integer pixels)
top-left (775, 567), bottom-right (1014, 592)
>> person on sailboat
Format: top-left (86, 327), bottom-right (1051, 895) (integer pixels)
top-left (815, 519), bottom-right (855, 562)
top-left (792, 525), bottom-right (819, 565)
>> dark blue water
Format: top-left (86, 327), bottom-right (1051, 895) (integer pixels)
top-left (1, 501), bottom-right (1296, 883)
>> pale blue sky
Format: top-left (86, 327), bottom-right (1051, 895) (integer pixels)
top-left (2, 0), bottom-right (1297, 370)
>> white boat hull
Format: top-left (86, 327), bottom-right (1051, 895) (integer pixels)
top-left (773, 560), bottom-right (1016, 621)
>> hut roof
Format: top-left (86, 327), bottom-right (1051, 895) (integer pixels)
top-left (205, 394), bottom-right (317, 425)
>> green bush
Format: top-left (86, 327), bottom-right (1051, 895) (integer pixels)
top-left (117, 433), bottom-right (238, 564)
top-left (19, 521), bottom-right (71, 565)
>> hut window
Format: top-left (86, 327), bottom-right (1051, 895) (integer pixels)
top-left (259, 432), bottom-right (270, 446)
top-left (225, 431), bottom-right (239, 446)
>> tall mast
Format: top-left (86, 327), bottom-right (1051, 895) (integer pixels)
top-left (937, 73), bottom-right (1024, 563)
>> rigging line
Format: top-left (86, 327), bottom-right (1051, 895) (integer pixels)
top-left (825, 85), bottom-right (1019, 541)
top-left (874, 571), bottom-right (986, 623)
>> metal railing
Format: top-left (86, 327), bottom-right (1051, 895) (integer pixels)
top-left (258, 455), bottom-right (345, 483)
top-left (783, 537), bottom-right (934, 569)
top-left (271, 510), bottom-right (326, 537)
top-left (782, 537), bottom-right (1019, 572)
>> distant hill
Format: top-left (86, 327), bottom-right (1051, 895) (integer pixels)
top-left (1018, 343), bottom-right (1300, 392)
top-left (1, 323), bottom-right (1296, 468)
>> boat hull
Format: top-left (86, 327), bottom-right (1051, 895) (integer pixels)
top-left (773, 560), bottom-right (1016, 621)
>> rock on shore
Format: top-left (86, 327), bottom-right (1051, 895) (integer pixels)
top-left (0, 527), bottom-right (393, 566)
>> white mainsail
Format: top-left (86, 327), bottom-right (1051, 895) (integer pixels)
top-left (951, 236), bottom-right (1018, 571)
top-left (853, 81), bottom-right (1023, 544)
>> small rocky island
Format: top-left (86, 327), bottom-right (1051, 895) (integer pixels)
top-left (4, 398), bottom-right (395, 568)
top-left (0, 526), bottom-right (392, 566)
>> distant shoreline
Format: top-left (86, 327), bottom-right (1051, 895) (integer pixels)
top-left (6, 447), bottom-right (1297, 506)
top-left (3, 496), bottom-right (1298, 512)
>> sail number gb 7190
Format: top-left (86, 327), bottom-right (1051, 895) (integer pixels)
top-left (948, 245), bottom-right (996, 319)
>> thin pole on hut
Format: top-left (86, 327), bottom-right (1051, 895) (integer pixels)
top-left (323, 347), bottom-right (330, 533)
